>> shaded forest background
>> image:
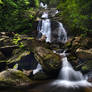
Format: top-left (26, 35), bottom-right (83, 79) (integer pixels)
top-left (0, 0), bottom-right (92, 36)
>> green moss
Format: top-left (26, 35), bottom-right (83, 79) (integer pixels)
top-left (0, 69), bottom-right (31, 87)
top-left (82, 66), bottom-right (88, 71)
top-left (7, 50), bottom-right (30, 64)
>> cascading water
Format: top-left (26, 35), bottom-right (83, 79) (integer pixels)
top-left (58, 22), bottom-right (67, 43)
top-left (33, 64), bottom-right (42, 75)
top-left (59, 57), bottom-right (84, 81)
top-left (52, 52), bottom-right (92, 88)
top-left (37, 12), bottom-right (51, 42)
top-left (37, 12), bottom-right (67, 43)
top-left (40, 2), bottom-right (47, 9)
top-left (36, 3), bottom-right (91, 90)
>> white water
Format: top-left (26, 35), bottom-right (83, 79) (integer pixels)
top-left (40, 2), bottom-right (47, 9)
top-left (33, 64), bottom-right (42, 75)
top-left (37, 12), bottom-right (67, 43)
top-left (41, 12), bottom-right (48, 18)
top-left (52, 52), bottom-right (92, 88)
top-left (37, 12), bottom-right (51, 42)
top-left (58, 22), bottom-right (67, 43)
top-left (59, 57), bottom-right (84, 81)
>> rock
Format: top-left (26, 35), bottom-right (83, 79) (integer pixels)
top-left (84, 87), bottom-right (92, 92)
top-left (0, 51), bottom-right (5, 60)
top-left (34, 47), bottom-right (61, 75)
top-left (8, 50), bottom-right (38, 70)
top-left (32, 70), bottom-right (50, 80)
top-left (39, 35), bottom-right (46, 41)
top-left (0, 62), bottom-right (7, 72)
top-left (0, 36), bottom-right (14, 48)
top-left (0, 69), bottom-right (31, 87)
top-left (87, 71), bottom-right (92, 83)
top-left (65, 36), bottom-right (92, 68)
top-left (76, 48), bottom-right (92, 73)
top-left (65, 37), bottom-right (92, 51)
top-left (0, 45), bottom-right (19, 58)
top-left (0, 51), bottom-right (7, 72)
top-left (76, 48), bottom-right (92, 60)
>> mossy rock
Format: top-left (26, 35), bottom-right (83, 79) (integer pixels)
top-left (0, 69), bottom-right (31, 87)
top-left (32, 71), bottom-right (50, 80)
top-left (7, 49), bottom-right (30, 64)
top-left (34, 47), bottom-right (61, 74)
top-left (81, 60), bottom-right (92, 72)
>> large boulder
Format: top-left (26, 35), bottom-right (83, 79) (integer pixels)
top-left (0, 69), bottom-right (31, 88)
top-left (34, 47), bottom-right (61, 75)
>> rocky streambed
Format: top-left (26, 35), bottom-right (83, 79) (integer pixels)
top-left (0, 32), bottom-right (92, 92)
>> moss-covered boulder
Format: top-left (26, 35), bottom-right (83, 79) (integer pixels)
top-left (34, 47), bottom-right (61, 75)
top-left (0, 69), bottom-right (31, 88)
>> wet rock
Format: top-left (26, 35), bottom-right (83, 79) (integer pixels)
top-left (0, 69), bottom-right (31, 87)
top-left (75, 49), bottom-right (92, 73)
top-left (34, 47), bottom-right (61, 75)
top-left (65, 37), bottom-right (92, 51)
top-left (87, 71), bottom-right (92, 83)
top-left (65, 36), bottom-right (92, 68)
top-left (84, 87), bottom-right (92, 92)
top-left (32, 70), bottom-right (50, 80)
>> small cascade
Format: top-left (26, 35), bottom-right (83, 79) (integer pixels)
top-left (52, 52), bottom-right (92, 88)
top-left (40, 2), bottom-right (47, 9)
top-left (59, 57), bottom-right (84, 81)
top-left (58, 22), bottom-right (67, 43)
top-left (33, 64), bottom-right (42, 75)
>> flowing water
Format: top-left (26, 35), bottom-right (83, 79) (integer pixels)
top-left (52, 53), bottom-right (91, 88)
top-left (33, 64), bottom-right (42, 75)
top-left (29, 54), bottom-right (92, 92)
top-left (35, 9), bottom-right (92, 92)
top-left (37, 12), bottom-right (67, 43)
top-left (40, 2), bottom-right (47, 9)
top-left (1, 3), bottom-right (92, 92)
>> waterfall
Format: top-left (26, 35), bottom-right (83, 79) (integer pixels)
top-left (37, 12), bottom-right (51, 42)
top-left (37, 12), bottom-right (67, 43)
top-left (52, 52), bottom-right (92, 88)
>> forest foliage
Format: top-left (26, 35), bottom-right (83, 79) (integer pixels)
top-left (0, 0), bottom-right (92, 36)
top-left (57, 0), bottom-right (92, 36)
top-left (0, 0), bottom-right (39, 33)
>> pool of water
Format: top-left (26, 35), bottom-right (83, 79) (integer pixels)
top-left (0, 80), bottom-right (91, 92)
